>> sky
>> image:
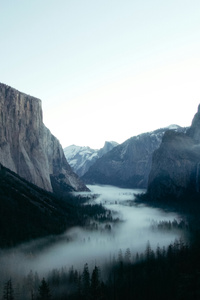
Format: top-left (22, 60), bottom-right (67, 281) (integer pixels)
top-left (1, 0), bottom-right (200, 149)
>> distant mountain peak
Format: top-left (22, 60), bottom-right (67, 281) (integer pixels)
top-left (167, 124), bottom-right (181, 130)
top-left (81, 126), bottom-right (185, 188)
top-left (64, 141), bottom-right (118, 177)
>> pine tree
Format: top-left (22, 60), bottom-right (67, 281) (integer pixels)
top-left (124, 248), bottom-right (131, 264)
top-left (118, 249), bottom-right (123, 264)
top-left (34, 272), bottom-right (40, 292)
top-left (90, 266), bottom-right (101, 300)
top-left (145, 241), bottom-right (154, 260)
top-left (37, 278), bottom-right (51, 300)
top-left (82, 263), bottom-right (90, 300)
top-left (3, 279), bottom-right (14, 300)
top-left (26, 270), bottom-right (35, 300)
top-left (76, 272), bottom-right (82, 299)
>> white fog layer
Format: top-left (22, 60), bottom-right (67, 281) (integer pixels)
top-left (0, 185), bottom-right (185, 279)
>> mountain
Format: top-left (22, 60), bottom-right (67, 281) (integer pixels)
top-left (147, 105), bottom-right (200, 201)
top-left (0, 163), bottom-right (107, 247)
top-left (0, 163), bottom-right (76, 247)
top-left (64, 141), bottom-right (118, 177)
top-left (0, 83), bottom-right (88, 193)
top-left (81, 125), bottom-right (185, 188)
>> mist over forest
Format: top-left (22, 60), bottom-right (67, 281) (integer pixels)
top-left (1, 83), bottom-right (200, 299)
top-left (0, 185), bottom-right (191, 300)
top-left (1, 0), bottom-right (200, 296)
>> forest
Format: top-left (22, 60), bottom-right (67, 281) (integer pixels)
top-left (1, 164), bottom-right (200, 299)
top-left (2, 235), bottom-right (200, 300)
top-left (0, 164), bottom-right (114, 248)
top-left (1, 216), bottom-right (200, 300)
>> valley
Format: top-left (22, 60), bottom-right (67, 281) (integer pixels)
top-left (0, 185), bottom-right (187, 299)
top-left (0, 83), bottom-right (200, 299)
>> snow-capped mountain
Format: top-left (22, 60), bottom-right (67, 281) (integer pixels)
top-left (64, 141), bottom-right (118, 177)
top-left (81, 125), bottom-right (186, 188)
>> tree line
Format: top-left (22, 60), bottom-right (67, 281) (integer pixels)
top-left (3, 236), bottom-right (200, 300)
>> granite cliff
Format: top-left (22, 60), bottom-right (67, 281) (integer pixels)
top-left (82, 126), bottom-right (185, 188)
top-left (147, 105), bottom-right (200, 200)
top-left (0, 83), bottom-right (88, 193)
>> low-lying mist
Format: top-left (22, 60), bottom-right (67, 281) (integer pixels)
top-left (0, 185), bottom-right (186, 281)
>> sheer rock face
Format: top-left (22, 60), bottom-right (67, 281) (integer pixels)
top-left (147, 105), bottom-right (200, 200)
top-left (0, 83), bottom-right (88, 192)
top-left (82, 127), bottom-right (184, 188)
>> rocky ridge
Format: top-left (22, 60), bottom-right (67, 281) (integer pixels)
top-left (147, 105), bottom-right (200, 200)
top-left (64, 141), bottom-right (118, 177)
top-left (0, 83), bottom-right (88, 193)
top-left (81, 126), bottom-right (185, 188)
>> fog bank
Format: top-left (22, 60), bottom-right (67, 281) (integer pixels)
top-left (0, 185), bottom-right (185, 280)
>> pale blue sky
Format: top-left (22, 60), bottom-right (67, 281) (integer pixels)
top-left (1, 0), bottom-right (200, 148)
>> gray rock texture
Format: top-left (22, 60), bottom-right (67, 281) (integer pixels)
top-left (147, 105), bottom-right (200, 200)
top-left (82, 126), bottom-right (184, 188)
top-left (64, 141), bottom-right (118, 177)
top-left (0, 83), bottom-right (88, 192)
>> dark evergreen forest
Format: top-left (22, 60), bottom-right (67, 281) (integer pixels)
top-left (0, 165), bottom-right (113, 248)
top-left (1, 215), bottom-right (200, 300)
top-left (1, 164), bottom-right (200, 299)
top-left (2, 235), bottom-right (200, 300)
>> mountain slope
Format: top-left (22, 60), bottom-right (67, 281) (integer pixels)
top-left (0, 83), bottom-right (88, 193)
top-left (147, 105), bottom-right (200, 201)
top-left (0, 163), bottom-right (78, 247)
top-left (82, 126), bottom-right (185, 188)
top-left (0, 163), bottom-right (111, 248)
top-left (64, 141), bottom-right (118, 177)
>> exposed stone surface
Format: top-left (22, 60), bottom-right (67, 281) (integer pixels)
top-left (82, 126), bottom-right (185, 188)
top-left (147, 105), bottom-right (200, 200)
top-left (64, 141), bottom-right (118, 177)
top-left (0, 83), bottom-right (88, 192)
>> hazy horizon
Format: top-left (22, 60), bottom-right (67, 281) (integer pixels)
top-left (1, 1), bottom-right (200, 148)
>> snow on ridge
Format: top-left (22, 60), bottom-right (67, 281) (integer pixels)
top-left (167, 124), bottom-right (180, 130)
top-left (64, 142), bottom-right (118, 177)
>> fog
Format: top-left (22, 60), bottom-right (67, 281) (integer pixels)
top-left (0, 185), bottom-right (185, 280)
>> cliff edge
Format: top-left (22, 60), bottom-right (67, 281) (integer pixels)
top-left (0, 83), bottom-right (88, 193)
top-left (147, 105), bottom-right (200, 201)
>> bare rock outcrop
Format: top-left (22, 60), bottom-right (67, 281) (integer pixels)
top-left (82, 126), bottom-right (185, 188)
top-left (64, 141), bottom-right (118, 177)
top-left (147, 105), bottom-right (200, 200)
top-left (0, 83), bottom-right (88, 192)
